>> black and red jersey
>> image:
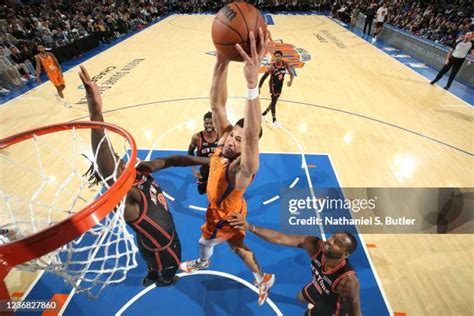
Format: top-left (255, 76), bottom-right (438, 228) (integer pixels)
top-left (269, 61), bottom-right (287, 87)
top-left (196, 131), bottom-right (218, 158)
top-left (128, 171), bottom-right (176, 253)
top-left (302, 240), bottom-right (356, 316)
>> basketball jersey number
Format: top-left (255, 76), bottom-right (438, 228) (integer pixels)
top-left (157, 193), bottom-right (168, 211)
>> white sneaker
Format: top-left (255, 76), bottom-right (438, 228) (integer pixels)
top-left (179, 259), bottom-right (209, 273)
top-left (371, 37), bottom-right (377, 42)
top-left (20, 77), bottom-right (28, 82)
top-left (262, 115), bottom-right (268, 122)
top-left (272, 121), bottom-right (282, 128)
top-left (257, 273), bottom-right (275, 306)
top-left (0, 88), bottom-right (10, 94)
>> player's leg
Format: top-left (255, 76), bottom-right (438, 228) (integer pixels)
top-left (156, 236), bottom-right (181, 286)
top-left (431, 60), bottom-right (453, 84)
top-left (179, 236), bottom-right (225, 272)
top-left (55, 85), bottom-right (64, 98)
top-left (227, 235), bottom-right (275, 305)
top-left (445, 58), bottom-right (464, 89)
top-left (262, 103), bottom-right (272, 117)
top-left (138, 241), bottom-right (162, 286)
top-left (270, 94), bottom-right (280, 124)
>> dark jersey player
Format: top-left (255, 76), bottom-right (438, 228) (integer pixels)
top-left (79, 66), bottom-right (210, 287)
top-left (259, 50), bottom-right (294, 128)
top-left (188, 111), bottom-right (219, 195)
top-left (230, 214), bottom-right (362, 316)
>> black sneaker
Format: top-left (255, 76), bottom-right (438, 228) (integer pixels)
top-left (142, 271), bottom-right (159, 287)
top-left (155, 276), bottom-right (180, 287)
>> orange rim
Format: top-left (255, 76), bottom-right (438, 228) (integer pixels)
top-left (0, 121), bottom-right (137, 271)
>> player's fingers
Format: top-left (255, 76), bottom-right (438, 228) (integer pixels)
top-left (78, 71), bottom-right (86, 84)
top-left (249, 31), bottom-right (257, 59)
top-left (258, 28), bottom-right (266, 55)
top-left (79, 65), bottom-right (91, 82)
top-left (235, 43), bottom-right (252, 63)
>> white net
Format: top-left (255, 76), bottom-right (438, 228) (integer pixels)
top-left (0, 125), bottom-right (138, 298)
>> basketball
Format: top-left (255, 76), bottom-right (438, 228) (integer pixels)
top-left (212, 2), bottom-right (267, 61)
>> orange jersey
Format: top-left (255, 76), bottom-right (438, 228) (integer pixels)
top-left (38, 53), bottom-right (64, 86)
top-left (201, 146), bottom-right (247, 240)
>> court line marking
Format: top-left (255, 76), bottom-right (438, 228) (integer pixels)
top-left (144, 117), bottom-right (199, 161)
top-left (0, 15), bottom-right (174, 107)
top-left (327, 17), bottom-right (472, 107)
top-left (19, 270), bottom-right (46, 302)
top-left (263, 195), bottom-right (280, 205)
top-left (189, 204), bottom-right (206, 211)
top-left (289, 177), bottom-right (300, 188)
top-left (279, 125), bottom-right (327, 240)
top-left (162, 191), bottom-right (175, 201)
top-left (277, 125), bottom-right (393, 314)
top-left (326, 154), bottom-right (394, 316)
top-left (115, 270), bottom-right (283, 316)
top-left (71, 97), bottom-right (474, 157)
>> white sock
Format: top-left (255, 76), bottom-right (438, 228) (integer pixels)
top-left (253, 271), bottom-right (264, 284)
top-left (198, 238), bottom-right (214, 261)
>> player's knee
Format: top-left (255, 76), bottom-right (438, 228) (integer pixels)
top-left (198, 237), bottom-right (209, 247)
top-left (231, 245), bottom-right (248, 259)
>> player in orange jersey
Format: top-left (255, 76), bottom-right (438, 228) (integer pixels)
top-left (35, 45), bottom-right (69, 107)
top-left (180, 28), bottom-right (275, 306)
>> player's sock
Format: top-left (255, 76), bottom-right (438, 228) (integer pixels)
top-left (197, 258), bottom-right (209, 267)
top-left (253, 271), bottom-right (264, 284)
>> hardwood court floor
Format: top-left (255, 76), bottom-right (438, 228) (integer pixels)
top-left (1, 14), bottom-right (473, 315)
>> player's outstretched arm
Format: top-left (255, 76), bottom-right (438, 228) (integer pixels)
top-left (234, 28), bottom-right (268, 190)
top-left (335, 275), bottom-right (362, 316)
top-left (188, 133), bottom-right (202, 179)
top-left (229, 213), bottom-right (320, 256)
top-left (79, 65), bottom-right (117, 186)
top-left (136, 155), bottom-right (210, 173)
top-left (285, 61), bottom-right (294, 87)
top-left (210, 54), bottom-right (232, 138)
top-left (258, 70), bottom-right (270, 91)
top-left (35, 56), bottom-right (41, 83)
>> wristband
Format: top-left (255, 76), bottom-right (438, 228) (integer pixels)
top-left (246, 87), bottom-right (259, 100)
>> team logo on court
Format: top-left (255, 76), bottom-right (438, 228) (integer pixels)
top-left (206, 40), bottom-right (311, 75)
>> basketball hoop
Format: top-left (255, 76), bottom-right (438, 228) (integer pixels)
top-left (0, 121), bottom-right (138, 302)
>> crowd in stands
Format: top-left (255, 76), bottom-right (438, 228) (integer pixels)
top-left (332, 0), bottom-right (473, 46)
top-left (1, 0), bottom-right (472, 95)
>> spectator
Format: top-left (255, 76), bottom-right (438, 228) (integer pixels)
top-left (351, 5), bottom-right (361, 30)
top-left (0, 46), bottom-right (26, 89)
top-left (363, 3), bottom-right (376, 36)
top-left (8, 46), bottom-right (35, 79)
top-left (373, 2), bottom-right (388, 39)
top-left (430, 32), bottom-right (473, 90)
top-left (334, 0), bottom-right (473, 46)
